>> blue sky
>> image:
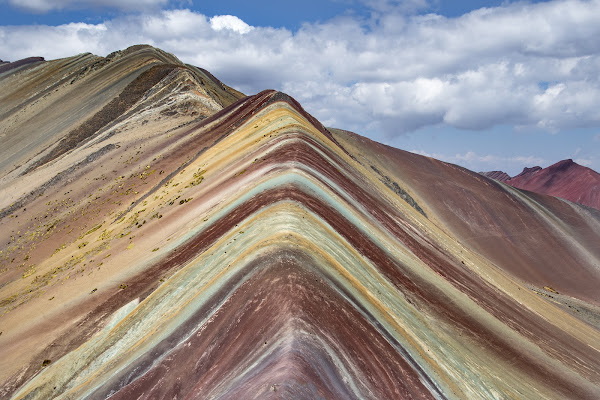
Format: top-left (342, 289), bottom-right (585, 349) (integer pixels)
top-left (1, 0), bottom-right (599, 175)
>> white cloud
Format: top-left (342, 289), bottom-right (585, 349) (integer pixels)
top-left (411, 150), bottom-right (547, 174)
top-left (0, 22), bottom-right (109, 58)
top-left (209, 15), bottom-right (253, 34)
top-left (1, 1), bottom-right (600, 140)
top-left (575, 158), bottom-right (593, 166)
top-left (7, 0), bottom-right (169, 12)
top-left (413, 150), bottom-right (545, 167)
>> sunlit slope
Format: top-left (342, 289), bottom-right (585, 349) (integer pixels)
top-left (331, 129), bottom-right (600, 304)
top-left (0, 44), bottom-right (242, 179)
top-left (0, 53), bottom-right (599, 398)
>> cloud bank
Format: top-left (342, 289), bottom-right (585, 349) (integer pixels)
top-left (1, 0), bottom-right (600, 140)
top-left (411, 149), bottom-right (548, 174)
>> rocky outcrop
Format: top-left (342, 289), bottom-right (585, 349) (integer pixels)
top-left (480, 170), bottom-right (510, 182)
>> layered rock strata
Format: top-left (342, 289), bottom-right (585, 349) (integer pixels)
top-left (0, 47), bottom-right (599, 399)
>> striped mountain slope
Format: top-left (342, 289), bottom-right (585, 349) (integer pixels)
top-left (0, 46), bottom-right (599, 399)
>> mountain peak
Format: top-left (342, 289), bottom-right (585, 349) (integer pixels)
top-left (548, 158), bottom-right (576, 171)
top-left (494, 159), bottom-right (600, 210)
top-left (514, 165), bottom-right (542, 179)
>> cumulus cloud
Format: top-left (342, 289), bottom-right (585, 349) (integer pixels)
top-left (209, 15), bottom-right (253, 34)
top-left (1, 1), bottom-right (600, 139)
top-left (7, 0), bottom-right (169, 12)
top-left (411, 150), bottom-right (547, 174)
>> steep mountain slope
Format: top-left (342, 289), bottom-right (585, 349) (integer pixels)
top-left (1, 47), bottom-right (599, 399)
top-left (481, 159), bottom-right (600, 210)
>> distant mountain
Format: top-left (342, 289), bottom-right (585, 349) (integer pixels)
top-left (480, 170), bottom-right (510, 182)
top-left (482, 159), bottom-right (600, 210)
top-left (511, 165), bottom-right (543, 179)
top-left (0, 56), bottom-right (44, 74)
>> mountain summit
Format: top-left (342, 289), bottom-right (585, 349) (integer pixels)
top-left (1, 46), bottom-right (599, 399)
top-left (482, 159), bottom-right (600, 210)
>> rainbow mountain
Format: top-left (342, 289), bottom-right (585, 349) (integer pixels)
top-left (1, 45), bottom-right (599, 399)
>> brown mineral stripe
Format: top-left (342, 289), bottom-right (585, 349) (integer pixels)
top-left (94, 250), bottom-right (439, 399)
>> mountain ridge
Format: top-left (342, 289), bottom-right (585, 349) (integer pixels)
top-left (1, 46), bottom-right (599, 399)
